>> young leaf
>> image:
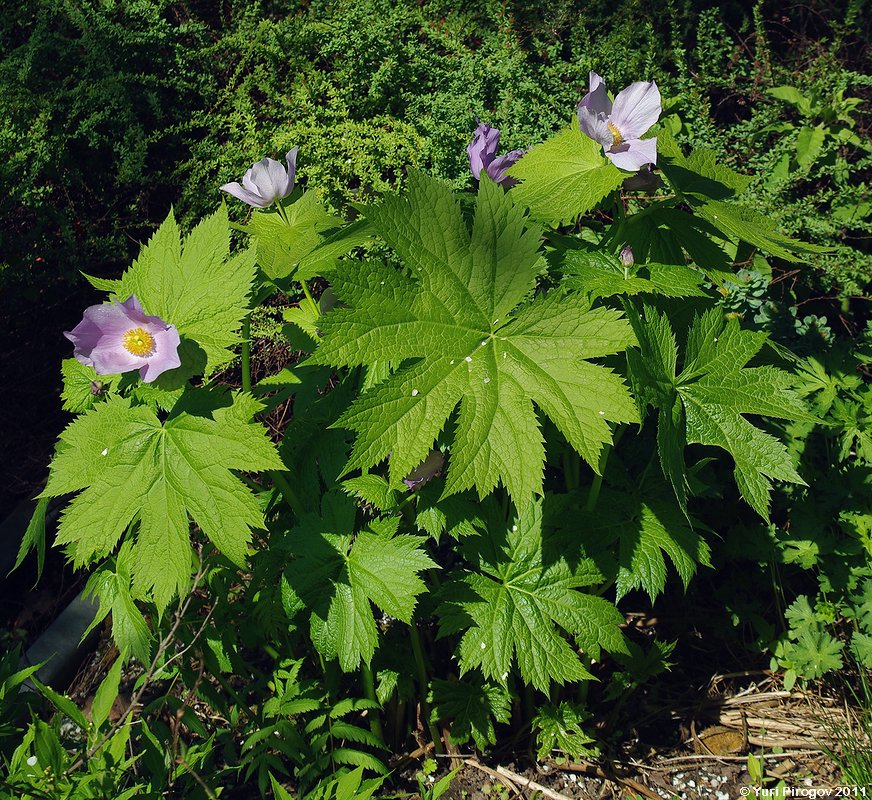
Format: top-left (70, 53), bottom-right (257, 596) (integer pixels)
top-left (42, 393), bottom-right (283, 612)
top-left (533, 702), bottom-right (597, 760)
top-left (100, 207), bottom-right (257, 375)
top-left (313, 172), bottom-right (638, 507)
top-left (429, 675), bottom-right (511, 750)
top-left (282, 492), bottom-right (435, 670)
top-left (12, 497), bottom-right (49, 578)
top-left (91, 655), bottom-right (123, 730)
top-left (507, 124), bottom-right (624, 225)
top-left (250, 192), bottom-right (342, 281)
top-left (437, 500), bottom-right (626, 692)
top-left (61, 359), bottom-right (118, 413)
top-left (626, 305), bottom-right (811, 519)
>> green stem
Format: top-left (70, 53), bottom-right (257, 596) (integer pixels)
top-left (408, 624), bottom-right (443, 754)
top-left (586, 424), bottom-right (627, 513)
top-left (269, 470), bottom-right (305, 518)
top-left (585, 455), bottom-right (608, 513)
top-left (300, 279), bottom-right (320, 319)
top-left (241, 314), bottom-right (252, 394)
top-left (360, 662), bottom-right (385, 744)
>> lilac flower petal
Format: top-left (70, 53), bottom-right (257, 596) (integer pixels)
top-left (486, 149), bottom-right (525, 186)
top-left (220, 181), bottom-right (270, 208)
top-left (577, 82), bottom-right (613, 148)
top-left (580, 75), bottom-right (611, 116)
top-left (285, 147), bottom-right (299, 192)
top-left (264, 157), bottom-right (292, 199)
top-left (120, 295), bottom-right (145, 317)
top-left (468, 122), bottom-right (501, 179)
top-left (610, 81), bottom-right (661, 140)
top-left (606, 137), bottom-right (658, 171)
top-left (248, 159), bottom-right (277, 201)
top-left (242, 171), bottom-right (262, 195)
top-left (588, 71), bottom-right (605, 93)
top-left (223, 149), bottom-right (299, 209)
top-left (86, 341), bottom-right (148, 375)
top-left (139, 326), bottom-right (182, 382)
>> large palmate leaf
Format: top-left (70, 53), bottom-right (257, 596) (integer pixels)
top-left (437, 501), bottom-right (627, 692)
top-left (560, 483), bottom-right (711, 601)
top-left (627, 305), bottom-right (813, 519)
top-left (507, 124), bottom-right (624, 226)
top-left (282, 492), bottom-right (435, 671)
top-left (658, 133), bottom-right (828, 262)
top-left (42, 393), bottom-right (283, 612)
top-left (312, 172), bottom-right (638, 507)
top-left (90, 207), bottom-right (257, 375)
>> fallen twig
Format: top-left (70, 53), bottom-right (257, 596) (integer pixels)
top-left (465, 759), bottom-right (522, 797)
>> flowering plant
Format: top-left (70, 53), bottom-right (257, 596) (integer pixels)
top-left (14, 67), bottom-right (828, 798)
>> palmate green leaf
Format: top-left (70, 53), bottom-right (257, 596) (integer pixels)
top-left (250, 192), bottom-right (344, 281)
top-left (282, 492), bottom-right (435, 671)
top-left (60, 359), bottom-right (118, 413)
top-left (533, 702), bottom-right (597, 761)
top-left (42, 393), bottom-right (283, 613)
top-left (429, 675), bottom-right (511, 750)
top-left (574, 485), bottom-right (711, 601)
top-left (437, 501), bottom-right (627, 692)
top-left (562, 250), bottom-right (707, 301)
top-left (659, 132), bottom-right (828, 262)
top-left (626, 305), bottom-right (812, 519)
top-left (507, 124), bottom-right (624, 226)
top-left (313, 172), bottom-right (638, 507)
top-left (619, 204), bottom-right (736, 285)
top-left (98, 206), bottom-right (257, 375)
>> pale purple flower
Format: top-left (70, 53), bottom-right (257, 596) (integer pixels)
top-left (220, 148), bottom-right (299, 208)
top-left (403, 450), bottom-right (445, 490)
top-left (64, 295), bottom-right (181, 383)
top-left (467, 123), bottom-right (524, 186)
top-left (619, 246), bottom-right (634, 267)
top-left (577, 72), bottom-right (661, 171)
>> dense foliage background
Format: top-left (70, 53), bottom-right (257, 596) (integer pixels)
top-left (1, 1), bottom-right (870, 797)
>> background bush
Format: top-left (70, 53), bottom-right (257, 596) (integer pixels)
top-left (3, 1), bottom-right (867, 299)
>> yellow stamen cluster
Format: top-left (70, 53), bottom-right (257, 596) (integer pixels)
top-left (122, 327), bottom-right (156, 357)
top-left (607, 121), bottom-right (624, 147)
